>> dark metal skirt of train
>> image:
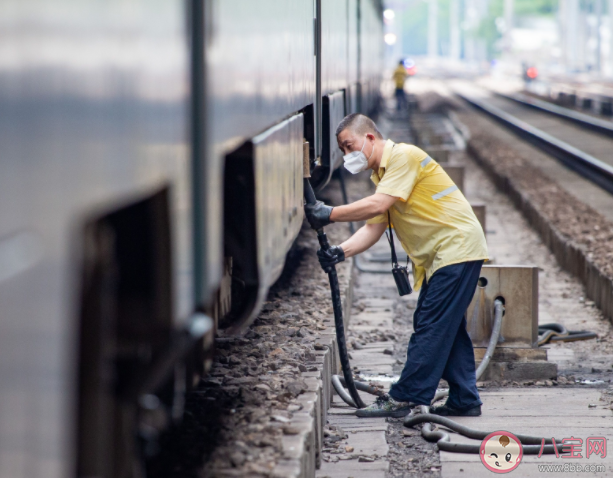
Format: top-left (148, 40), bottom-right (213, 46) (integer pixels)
top-left (0, 1), bottom-right (383, 477)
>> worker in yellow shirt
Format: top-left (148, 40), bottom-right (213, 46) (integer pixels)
top-left (305, 113), bottom-right (488, 418)
top-left (392, 60), bottom-right (408, 111)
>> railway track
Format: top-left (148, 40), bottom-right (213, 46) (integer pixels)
top-left (457, 90), bottom-right (613, 194)
top-left (499, 92), bottom-right (613, 136)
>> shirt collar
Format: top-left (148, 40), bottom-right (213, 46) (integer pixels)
top-left (370, 139), bottom-right (395, 185)
top-left (379, 139), bottom-right (395, 170)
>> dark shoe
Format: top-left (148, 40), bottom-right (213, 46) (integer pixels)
top-left (430, 404), bottom-right (482, 417)
top-left (355, 394), bottom-right (416, 418)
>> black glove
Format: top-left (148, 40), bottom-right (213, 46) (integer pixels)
top-left (317, 245), bottom-right (345, 273)
top-left (304, 200), bottom-right (333, 230)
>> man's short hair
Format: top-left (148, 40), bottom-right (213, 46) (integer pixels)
top-left (335, 113), bottom-right (383, 139)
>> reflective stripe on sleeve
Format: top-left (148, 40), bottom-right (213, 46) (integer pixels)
top-left (420, 156), bottom-right (432, 167)
top-left (432, 185), bottom-right (458, 200)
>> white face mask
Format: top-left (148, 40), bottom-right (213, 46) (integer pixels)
top-left (342, 136), bottom-right (374, 174)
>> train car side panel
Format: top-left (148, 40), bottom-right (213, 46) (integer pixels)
top-left (221, 114), bottom-right (305, 330)
top-left (360, 0), bottom-right (383, 115)
top-left (321, 0), bottom-right (349, 96)
top-left (347, 0), bottom-right (360, 114)
top-left (254, 114), bottom-right (305, 307)
top-left (201, 0), bottom-right (315, 306)
top-left (0, 1), bottom-right (193, 477)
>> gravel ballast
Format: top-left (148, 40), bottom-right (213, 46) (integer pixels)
top-left (457, 111), bottom-right (613, 323)
top-left (148, 218), bottom-right (353, 478)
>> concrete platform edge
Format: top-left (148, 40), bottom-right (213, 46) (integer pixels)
top-left (272, 256), bottom-right (356, 478)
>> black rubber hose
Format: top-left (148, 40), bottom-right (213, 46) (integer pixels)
top-left (539, 323), bottom-right (567, 334)
top-left (550, 331), bottom-right (598, 342)
top-left (475, 299), bottom-right (504, 380)
top-left (538, 323), bottom-right (598, 345)
top-left (331, 375), bottom-right (384, 408)
top-left (405, 414), bottom-right (567, 455)
top-left (304, 178), bottom-right (366, 409)
top-left (336, 375), bottom-right (385, 396)
top-left (331, 375), bottom-right (358, 408)
top-left (538, 323), bottom-right (567, 345)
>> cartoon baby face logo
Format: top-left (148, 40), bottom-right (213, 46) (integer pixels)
top-left (480, 431), bottom-right (523, 473)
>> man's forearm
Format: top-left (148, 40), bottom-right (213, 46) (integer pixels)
top-left (340, 223), bottom-right (387, 258)
top-left (330, 194), bottom-right (395, 222)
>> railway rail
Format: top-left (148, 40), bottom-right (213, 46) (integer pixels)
top-left (458, 90), bottom-right (613, 195)
top-left (498, 91), bottom-right (613, 137)
top-left (526, 79), bottom-right (613, 117)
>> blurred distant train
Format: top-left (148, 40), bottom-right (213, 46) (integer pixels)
top-left (0, 1), bottom-right (383, 477)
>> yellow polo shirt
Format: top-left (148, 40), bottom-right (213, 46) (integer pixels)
top-left (393, 65), bottom-right (408, 89)
top-left (367, 140), bottom-right (488, 290)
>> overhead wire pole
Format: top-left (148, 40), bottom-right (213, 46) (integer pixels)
top-left (383, 4), bottom-right (402, 67)
top-left (596, 0), bottom-right (602, 74)
top-left (563, 0), bottom-right (580, 73)
top-left (462, 0), bottom-right (484, 64)
top-left (394, 7), bottom-right (403, 64)
top-left (383, 1), bottom-right (409, 68)
top-left (609, 0), bottom-right (613, 76)
top-left (428, 0), bottom-right (438, 59)
top-left (503, 0), bottom-right (514, 55)
top-left (450, 0), bottom-right (461, 61)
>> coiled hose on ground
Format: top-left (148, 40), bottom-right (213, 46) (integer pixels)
top-left (538, 323), bottom-right (598, 345)
top-left (404, 413), bottom-right (565, 454)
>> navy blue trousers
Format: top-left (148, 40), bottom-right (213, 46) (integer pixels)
top-left (395, 88), bottom-right (407, 111)
top-left (389, 260), bottom-right (483, 410)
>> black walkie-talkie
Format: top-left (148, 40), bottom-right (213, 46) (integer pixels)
top-left (386, 212), bottom-right (412, 296)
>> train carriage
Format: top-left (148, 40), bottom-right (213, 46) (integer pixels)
top-left (0, 1), bottom-right (383, 477)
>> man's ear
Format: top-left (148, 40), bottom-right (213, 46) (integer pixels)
top-left (366, 133), bottom-right (376, 141)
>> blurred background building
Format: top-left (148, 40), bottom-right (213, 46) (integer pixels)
top-left (383, 0), bottom-right (613, 79)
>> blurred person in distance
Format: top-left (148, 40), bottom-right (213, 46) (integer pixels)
top-left (393, 59), bottom-right (408, 111)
